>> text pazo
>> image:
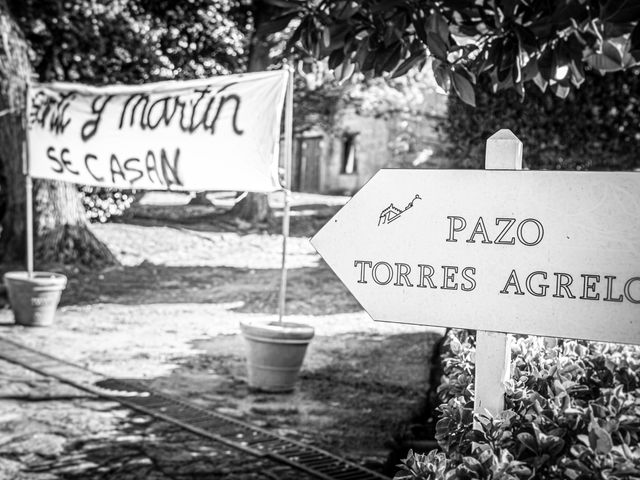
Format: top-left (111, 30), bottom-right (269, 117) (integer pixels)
top-left (446, 216), bottom-right (544, 246)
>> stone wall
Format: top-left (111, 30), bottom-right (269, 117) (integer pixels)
top-left (319, 90), bottom-right (449, 195)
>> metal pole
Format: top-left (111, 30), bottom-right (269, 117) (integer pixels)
top-left (25, 175), bottom-right (34, 277)
top-left (22, 81), bottom-right (34, 278)
top-left (277, 65), bottom-right (294, 323)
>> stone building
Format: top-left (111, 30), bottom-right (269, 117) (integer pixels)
top-left (289, 83), bottom-right (448, 195)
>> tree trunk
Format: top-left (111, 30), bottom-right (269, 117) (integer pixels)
top-left (0, 2), bottom-right (116, 268)
top-left (228, 0), bottom-right (279, 224)
top-left (188, 191), bottom-right (213, 206)
top-left (34, 180), bottom-right (116, 266)
top-left (0, 2), bottom-right (30, 267)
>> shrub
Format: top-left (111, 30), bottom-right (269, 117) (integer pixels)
top-left (439, 70), bottom-right (640, 172)
top-left (395, 331), bottom-right (640, 479)
top-left (80, 186), bottom-right (134, 223)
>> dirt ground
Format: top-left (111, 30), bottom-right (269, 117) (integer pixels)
top-left (0, 191), bottom-right (443, 479)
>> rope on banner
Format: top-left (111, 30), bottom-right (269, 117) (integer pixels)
top-left (232, 191), bottom-right (248, 205)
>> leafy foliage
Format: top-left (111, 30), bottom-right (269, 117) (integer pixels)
top-left (440, 69), bottom-right (640, 171)
top-left (285, 0), bottom-right (640, 105)
top-left (80, 187), bottom-right (133, 224)
top-left (11, 0), bottom-right (247, 83)
top-left (395, 331), bottom-right (640, 479)
top-left (10, 0), bottom-right (249, 222)
top-left (294, 66), bottom-right (443, 136)
top-left (395, 450), bottom-right (448, 480)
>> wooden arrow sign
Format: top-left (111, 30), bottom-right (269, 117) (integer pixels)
top-left (311, 169), bottom-right (640, 345)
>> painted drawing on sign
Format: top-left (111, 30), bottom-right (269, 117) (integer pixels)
top-left (378, 194), bottom-right (422, 226)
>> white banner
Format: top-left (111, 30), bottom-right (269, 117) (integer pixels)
top-left (26, 71), bottom-right (288, 192)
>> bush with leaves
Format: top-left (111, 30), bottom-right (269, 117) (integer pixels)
top-left (9, 0), bottom-right (248, 224)
top-left (395, 331), bottom-right (640, 479)
top-left (440, 70), bottom-right (640, 172)
top-left (80, 187), bottom-right (134, 224)
top-left (292, 0), bottom-right (640, 106)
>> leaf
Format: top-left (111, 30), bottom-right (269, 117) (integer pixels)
top-left (603, 38), bottom-right (624, 62)
top-left (565, 468), bottom-right (580, 480)
top-left (426, 32), bottom-right (448, 61)
top-left (630, 22), bottom-right (640, 60)
top-left (432, 59), bottom-right (451, 92)
top-left (517, 432), bottom-right (538, 452)
top-left (336, 1), bottom-right (359, 19)
top-left (285, 21), bottom-right (304, 52)
top-left (569, 59), bottom-right (585, 88)
top-left (461, 455), bottom-right (483, 472)
top-left (551, 0), bottom-right (589, 26)
top-left (435, 417), bottom-right (452, 441)
top-left (262, 0), bottom-right (302, 8)
top-left (451, 69), bottom-right (476, 107)
top-left (497, 39), bottom-right (516, 82)
top-left (412, 14), bottom-right (428, 44)
top-left (442, 0), bottom-right (475, 8)
top-left (514, 24), bottom-right (537, 54)
top-left (362, 51), bottom-right (377, 73)
top-left (381, 43), bottom-right (403, 73)
top-left (589, 423), bottom-right (613, 454)
top-left (540, 432), bottom-right (565, 456)
top-left (621, 50), bottom-right (638, 68)
top-left (391, 50), bottom-right (427, 78)
top-left (538, 47), bottom-right (554, 80)
top-left (392, 472), bottom-right (413, 480)
top-left (328, 48), bottom-right (345, 69)
top-left (520, 58), bottom-right (539, 82)
top-left (427, 11), bottom-right (450, 46)
top-left (374, 43), bottom-right (397, 76)
top-left (603, 21), bottom-right (635, 38)
top-left (261, 12), bottom-right (299, 35)
top-left (370, 0), bottom-right (406, 13)
top-left (586, 53), bottom-right (623, 72)
top-left (353, 39), bottom-right (369, 69)
top-left (322, 26), bottom-right (331, 48)
top-left (478, 41), bottom-right (500, 73)
top-left (449, 333), bottom-right (462, 354)
top-left (600, 0), bottom-right (640, 23)
top-left (501, 0), bottom-right (519, 18)
top-left (553, 41), bottom-right (572, 80)
top-left (476, 447), bottom-right (494, 466)
top-left (335, 61), bottom-right (355, 84)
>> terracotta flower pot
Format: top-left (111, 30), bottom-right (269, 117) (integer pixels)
top-left (3, 271), bottom-right (67, 327)
top-left (240, 319), bottom-right (314, 392)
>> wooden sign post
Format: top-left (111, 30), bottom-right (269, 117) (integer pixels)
top-left (311, 129), bottom-right (640, 418)
top-left (476, 130), bottom-right (557, 418)
top-left (474, 129), bottom-right (521, 418)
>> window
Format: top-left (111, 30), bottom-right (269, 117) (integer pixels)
top-left (341, 132), bottom-right (358, 174)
